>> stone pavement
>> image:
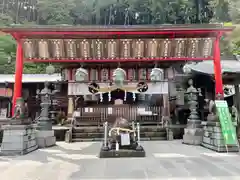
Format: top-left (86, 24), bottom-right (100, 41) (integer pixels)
top-left (1, 140), bottom-right (240, 180)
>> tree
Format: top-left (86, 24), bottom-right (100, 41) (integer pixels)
top-left (0, 34), bottom-right (16, 74)
top-left (229, 0), bottom-right (240, 24)
top-left (37, 0), bottom-right (75, 25)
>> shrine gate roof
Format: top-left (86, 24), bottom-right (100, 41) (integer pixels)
top-left (2, 24), bottom-right (234, 63)
top-left (0, 74), bottom-right (61, 83)
top-left (0, 24), bottom-right (234, 38)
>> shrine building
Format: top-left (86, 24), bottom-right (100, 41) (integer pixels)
top-left (0, 24), bottom-right (234, 140)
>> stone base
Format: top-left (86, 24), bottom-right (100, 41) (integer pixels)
top-left (36, 130), bottom-right (56, 148)
top-left (10, 119), bottom-right (31, 125)
top-left (201, 121), bottom-right (239, 152)
top-left (99, 147), bottom-right (146, 158)
top-left (167, 129), bottom-right (173, 141)
top-left (201, 142), bottom-right (239, 152)
top-left (0, 125), bottom-right (38, 156)
top-left (182, 128), bottom-right (203, 145)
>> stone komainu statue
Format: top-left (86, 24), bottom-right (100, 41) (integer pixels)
top-left (12, 97), bottom-right (27, 120)
top-left (207, 100), bottom-right (218, 122)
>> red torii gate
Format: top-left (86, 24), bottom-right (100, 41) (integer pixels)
top-left (0, 24), bottom-right (234, 115)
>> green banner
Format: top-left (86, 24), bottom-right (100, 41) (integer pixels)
top-left (215, 100), bottom-right (238, 145)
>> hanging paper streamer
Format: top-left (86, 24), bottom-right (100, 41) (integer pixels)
top-left (100, 93), bottom-right (103, 102)
top-left (124, 90), bottom-right (127, 101)
top-left (132, 92), bottom-right (136, 101)
top-left (108, 91), bottom-right (111, 102)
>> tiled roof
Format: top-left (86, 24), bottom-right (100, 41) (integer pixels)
top-left (0, 73), bottom-right (61, 83)
top-left (188, 58), bottom-right (240, 74)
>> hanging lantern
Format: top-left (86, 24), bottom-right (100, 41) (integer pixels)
top-left (46, 64), bottom-right (55, 75)
top-left (182, 64), bottom-right (192, 74)
top-left (150, 68), bottom-right (164, 81)
top-left (112, 68), bottom-right (126, 86)
top-left (75, 67), bottom-right (88, 81)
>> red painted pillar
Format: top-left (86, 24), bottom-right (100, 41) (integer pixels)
top-left (12, 38), bottom-right (24, 116)
top-left (213, 33), bottom-right (224, 98)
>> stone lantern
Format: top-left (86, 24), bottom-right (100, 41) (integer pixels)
top-left (183, 79), bottom-right (203, 145)
top-left (35, 82), bottom-right (56, 148)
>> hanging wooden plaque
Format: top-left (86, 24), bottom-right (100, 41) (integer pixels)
top-left (146, 39), bottom-right (158, 58)
top-left (187, 38), bottom-right (200, 57)
top-left (132, 39), bottom-right (145, 59)
top-left (107, 39), bottom-right (119, 59)
top-left (120, 39), bottom-right (132, 59)
top-left (38, 39), bottom-right (50, 59)
top-left (51, 39), bottom-right (65, 59)
top-left (202, 38), bottom-right (213, 57)
top-left (174, 38), bottom-right (186, 58)
top-left (158, 39), bottom-right (171, 57)
top-left (23, 39), bottom-right (36, 59)
top-left (64, 39), bottom-right (77, 59)
top-left (78, 39), bottom-right (91, 59)
top-left (92, 39), bottom-right (106, 59)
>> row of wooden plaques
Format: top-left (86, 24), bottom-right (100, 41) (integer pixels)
top-left (23, 38), bottom-right (214, 59)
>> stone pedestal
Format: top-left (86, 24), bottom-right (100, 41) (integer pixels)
top-left (183, 126), bottom-right (203, 145)
top-left (36, 130), bottom-right (56, 148)
top-left (0, 125), bottom-right (38, 156)
top-left (201, 121), bottom-right (239, 152)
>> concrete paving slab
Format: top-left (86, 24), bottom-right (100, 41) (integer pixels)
top-left (0, 140), bottom-right (240, 180)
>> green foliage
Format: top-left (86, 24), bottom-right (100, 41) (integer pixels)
top-left (37, 0), bottom-right (75, 25)
top-left (0, 35), bottom-right (16, 64)
top-left (0, 0), bottom-right (239, 74)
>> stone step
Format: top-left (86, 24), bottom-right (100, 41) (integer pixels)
top-left (72, 138), bottom-right (103, 142)
top-left (72, 136), bottom-right (167, 142)
top-left (72, 126), bottom-right (166, 133)
top-left (141, 137), bottom-right (167, 141)
top-left (72, 131), bottom-right (166, 139)
top-left (72, 132), bottom-right (103, 138)
top-left (70, 125), bottom-right (167, 142)
top-left (73, 127), bottom-right (103, 133)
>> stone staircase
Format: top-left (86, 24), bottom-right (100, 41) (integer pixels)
top-left (67, 126), bottom-right (167, 142)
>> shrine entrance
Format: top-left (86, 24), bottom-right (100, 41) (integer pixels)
top-left (0, 24), bottom-right (234, 142)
